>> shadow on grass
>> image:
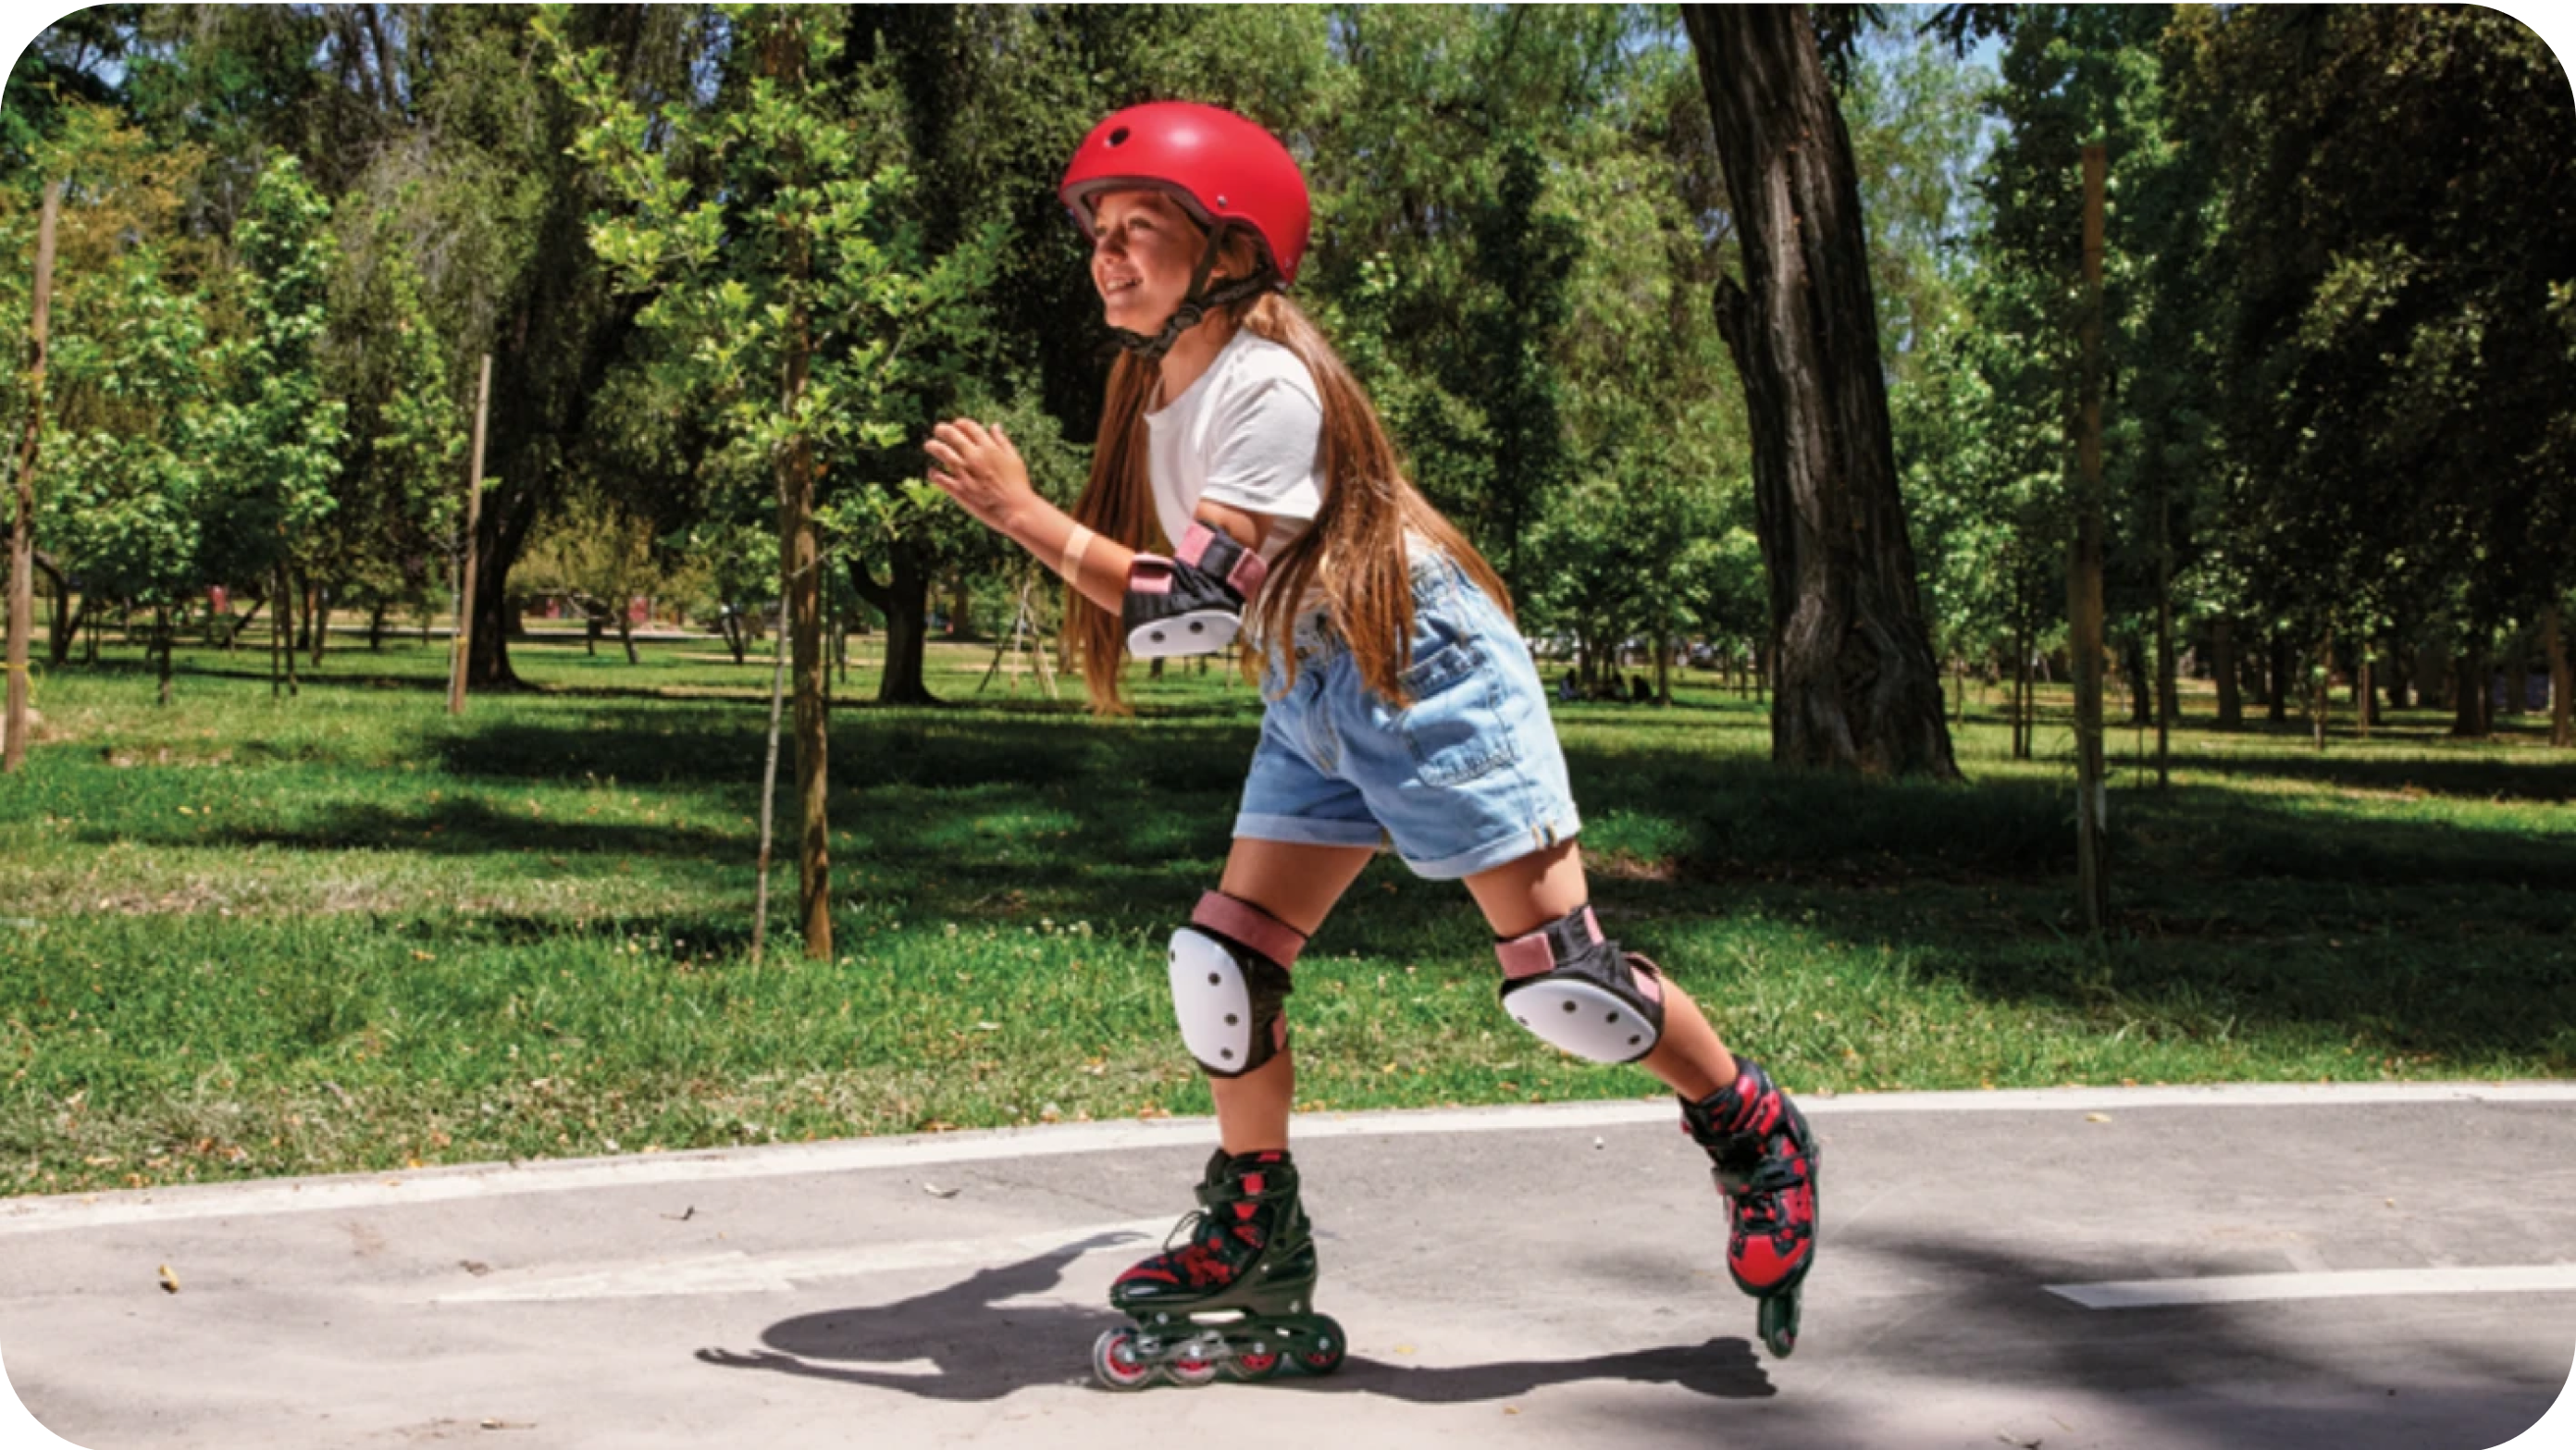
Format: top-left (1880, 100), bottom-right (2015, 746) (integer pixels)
top-left (697, 1239), bottom-right (1773, 1404)
top-left (2161, 744), bottom-right (2576, 804)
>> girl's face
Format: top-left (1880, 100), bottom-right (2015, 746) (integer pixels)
top-left (1089, 189), bottom-right (1209, 333)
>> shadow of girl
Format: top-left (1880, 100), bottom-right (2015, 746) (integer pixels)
top-left (696, 1241), bottom-right (1774, 1403)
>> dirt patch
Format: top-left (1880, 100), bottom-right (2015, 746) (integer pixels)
top-left (1591, 851), bottom-right (1678, 882)
top-left (101, 745), bottom-right (234, 769)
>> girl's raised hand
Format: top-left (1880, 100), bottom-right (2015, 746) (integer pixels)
top-left (923, 419), bottom-right (1035, 536)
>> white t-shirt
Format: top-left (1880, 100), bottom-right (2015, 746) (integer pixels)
top-left (1144, 328), bottom-right (1325, 564)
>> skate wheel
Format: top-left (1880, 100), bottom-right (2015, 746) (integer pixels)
top-left (1092, 1328), bottom-right (1156, 1392)
top-left (1167, 1352), bottom-right (1220, 1387)
top-left (1760, 1291), bottom-right (1801, 1358)
top-left (1299, 1319), bottom-right (1346, 1375)
top-left (1227, 1349), bottom-right (1282, 1382)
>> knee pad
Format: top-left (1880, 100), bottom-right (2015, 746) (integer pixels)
top-left (1169, 891), bottom-right (1307, 1078)
top-left (1495, 905), bottom-right (1666, 1063)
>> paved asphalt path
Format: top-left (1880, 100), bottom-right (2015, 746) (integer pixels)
top-left (3, 1083), bottom-right (2572, 1450)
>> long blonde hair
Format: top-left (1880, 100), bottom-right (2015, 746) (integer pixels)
top-left (1064, 234), bottom-right (1513, 713)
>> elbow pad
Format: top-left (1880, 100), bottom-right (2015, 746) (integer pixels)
top-left (1124, 522), bottom-right (1269, 659)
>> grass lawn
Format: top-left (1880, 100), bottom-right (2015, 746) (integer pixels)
top-left (2, 626), bottom-right (2570, 1196)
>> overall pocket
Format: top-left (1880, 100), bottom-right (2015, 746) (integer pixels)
top-left (1392, 580), bottom-right (1517, 787)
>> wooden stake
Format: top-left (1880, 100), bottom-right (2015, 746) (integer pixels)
top-left (750, 585), bottom-right (790, 967)
top-left (6, 182), bottom-right (58, 775)
top-left (447, 353), bottom-right (491, 716)
top-left (2070, 143), bottom-right (2110, 933)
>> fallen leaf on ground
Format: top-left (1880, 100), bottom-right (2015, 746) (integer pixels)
top-left (157, 1264), bottom-right (180, 1294)
top-left (922, 1183), bottom-right (960, 1199)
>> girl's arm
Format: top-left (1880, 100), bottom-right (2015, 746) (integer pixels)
top-left (923, 417), bottom-right (1270, 613)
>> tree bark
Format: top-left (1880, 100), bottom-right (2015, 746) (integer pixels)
top-left (2311, 628), bottom-right (2332, 750)
top-left (7, 183), bottom-right (56, 776)
top-left (849, 541), bottom-right (937, 705)
top-left (2012, 612), bottom-right (2032, 761)
top-left (43, 562), bottom-right (79, 665)
top-left (1683, 4), bottom-right (1958, 778)
top-left (2546, 604), bottom-right (2572, 749)
top-left (155, 603), bottom-right (172, 708)
top-left (2451, 644), bottom-right (2489, 737)
top-left (2267, 633), bottom-right (2290, 724)
top-left (2121, 633), bottom-right (2151, 726)
top-left (2211, 616), bottom-right (2242, 729)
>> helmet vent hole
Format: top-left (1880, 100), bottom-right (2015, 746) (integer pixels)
top-left (1107, 127), bottom-right (1131, 147)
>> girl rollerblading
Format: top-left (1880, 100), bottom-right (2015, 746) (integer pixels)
top-left (923, 101), bottom-right (1819, 1386)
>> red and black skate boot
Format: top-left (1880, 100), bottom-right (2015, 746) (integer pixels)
top-left (1112, 1148), bottom-right (1311, 1311)
top-left (1680, 1058), bottom-right (1818, 1357)
top-left (1098, 1147), bottom-right (1338, 1388)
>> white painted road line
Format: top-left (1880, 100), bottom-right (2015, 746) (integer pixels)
top-left (424, 1217), bottom-right (1170, 1303)
top-left (6, 1081), bottom-right (2572, 1237)
top-left (2049, 1264), bottom-right (2576, 1309)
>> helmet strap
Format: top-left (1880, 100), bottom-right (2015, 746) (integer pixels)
top-left (1112, 221), bottom-right (1277, 362)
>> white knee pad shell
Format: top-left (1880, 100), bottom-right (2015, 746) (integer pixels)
top-left (1496, 905), bottom-right (1666, 1064)
top-left (1169, 892), bottom-right (1307, 1079)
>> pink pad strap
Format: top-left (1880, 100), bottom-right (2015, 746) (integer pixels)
top-left (1192, 891), bottom-right (1307, 969)
top-left (1125, 555), bottom-right (1174, 595)
top-left (1178, 522), bottom-right (1269, 599)
top-left (1494, 906), bottom-right (1604, 980)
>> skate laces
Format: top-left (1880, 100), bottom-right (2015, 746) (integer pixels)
top-left (1725, 1146), bottom-right (1805, 1232)
top-left (1155, 1201), bottom-right (1268, 1285)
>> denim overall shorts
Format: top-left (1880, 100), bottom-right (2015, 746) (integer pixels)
top-left (1233, 551), bottom-right (1582, 880)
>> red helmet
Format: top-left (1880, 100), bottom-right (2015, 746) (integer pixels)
top-left (1059, 102), bottom-right (1311, 285)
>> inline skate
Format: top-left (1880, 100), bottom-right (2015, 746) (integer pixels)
top-left (1680, 1057), bottom-right (1819, 1358)
top-left (1092, 1147), bottom-right (1345, 1389)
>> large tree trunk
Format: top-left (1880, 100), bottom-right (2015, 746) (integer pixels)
top-left (2120, 633), bottom-right (2151, 726)
top-left (850, 540), bottom-right (937, 705)
top-left (2211, 616), bottom-right (2243, 729)
top-left (1684, 5), bottom-right (1957, 777)
top-left (2452, 644), bottom-right (2490, 737)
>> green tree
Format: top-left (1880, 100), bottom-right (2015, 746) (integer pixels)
top-left (202, 152), bottom-right (347, 699)
top-left (1, 102), bottom-right (209, 666)
top-left (2165, 6), bottom-right (2576, 738)
top-left (552, 3), bottom-right (1001, 959)
top-left (45, 243), bottom-right (215, 703)
top-left (321, 208), bottom-right (466, 653)
top-left (517, 486), bottom-right (673, 664)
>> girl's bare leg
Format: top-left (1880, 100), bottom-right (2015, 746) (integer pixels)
top-left (1462, 839), bottom-right (1740, 1101)
top-left (1205, 837), bottom-right (1376, 1154)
